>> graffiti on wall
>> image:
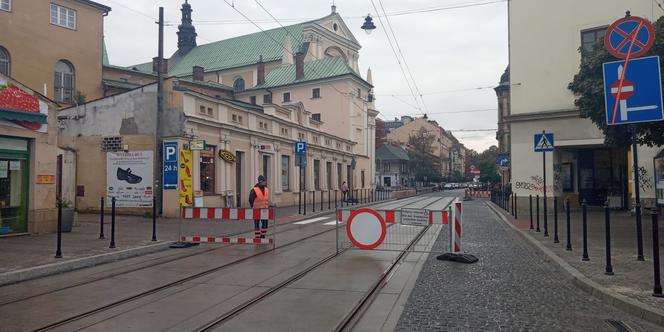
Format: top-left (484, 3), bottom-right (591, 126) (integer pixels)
top-left (638, 166), bottom-right (652, 190)
top-left (514, 175), bottom-right (555, 194)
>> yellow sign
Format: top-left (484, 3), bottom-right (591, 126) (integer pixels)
top-left (179, 149), bottom-right (193, 206)
top-left (190, 140), bottom-right (205, 151)
top-left (36, 175), bottom-right (55, 184)
top-left (218, 149), bottom-right (235, 163)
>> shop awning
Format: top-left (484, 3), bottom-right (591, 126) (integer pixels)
top-left (0, 108), bottom-right (47, 124)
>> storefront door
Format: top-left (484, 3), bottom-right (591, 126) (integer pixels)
top-left (0, 150), bottom-right (29, 235)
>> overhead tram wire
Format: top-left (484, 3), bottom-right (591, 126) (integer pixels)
top-left (221, 0), bottom-right (370, 115)
top-left (369, 0), bottom-right (422, 112)
top-left (164, 0), bottom-right (508, 26)
top-left (376, 0), bottom-right (429, 114)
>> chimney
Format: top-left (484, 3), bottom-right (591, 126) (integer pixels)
top-left (295, 52), bottom-right (305, 80)
top-left (192, 66), bottom-right (204, 81)
top-left (152, 57), bottom-right (168, 74)
top-left (257, 55), bottom-right (265, 85)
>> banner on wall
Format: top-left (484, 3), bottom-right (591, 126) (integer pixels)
top-left (106, 151), bottom-right (153, 207)
top-left (179, 148), bottom-right (193, 206)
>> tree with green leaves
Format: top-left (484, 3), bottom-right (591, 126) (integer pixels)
top-left (568, 16), bottom-right (664, 147)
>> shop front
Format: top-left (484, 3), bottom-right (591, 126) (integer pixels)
top-left (0, 137), bottom-right (29, 234)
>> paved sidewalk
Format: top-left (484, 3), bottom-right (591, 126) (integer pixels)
top-left (496, 200), bottom-right (664, 315)
top-left (396, 199), bottom-right (662, 331)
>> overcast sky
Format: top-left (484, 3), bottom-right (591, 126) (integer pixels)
top-left (103, 0), bottom-right (508, 152)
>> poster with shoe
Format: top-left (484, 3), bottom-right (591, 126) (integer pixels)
top-left (179, 149), bottom-right (193, 206)
top-left (106, 151), bottom-right (154, 207)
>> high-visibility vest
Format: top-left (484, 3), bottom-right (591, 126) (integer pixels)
top-left (253, 186), bottom-right (269, 209)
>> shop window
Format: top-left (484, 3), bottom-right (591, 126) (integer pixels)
top-left (281, 155), bottom-right (290, 191)
top-left (54, 60), bottom-right (75, 103)
top-left (51, 3), bottom-right (76, 29)
top-left (200, 146), bottom-right (216, 195)
top-left (0, 156), bottom-right (28, 234)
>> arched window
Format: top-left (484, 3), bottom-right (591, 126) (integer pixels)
top-left (0, 46), bottom-right (9, 76)
top-left (233, 78), bottom-right (245, 93)
top-left (54, 60), bottom-right (75, 103)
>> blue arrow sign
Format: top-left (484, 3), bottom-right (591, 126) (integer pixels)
top-left (603, 56), bottom-right (664, 125)
top-left (534, 133), bottom-right (554, 152)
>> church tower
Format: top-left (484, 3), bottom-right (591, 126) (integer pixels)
top-left (177, 0), bottom-right (197, 55)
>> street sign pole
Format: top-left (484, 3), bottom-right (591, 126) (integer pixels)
top-left (632, 128), bottom-right (645, 261)
top-left (543, 144), bottom-right (548, 237)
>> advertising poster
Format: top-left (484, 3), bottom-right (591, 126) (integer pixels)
top-left (656, 154), bottom-right (664, 205)
top-left (106, 151), bottom-right (153, 207)
top-left (179, 149), bottom-right (193, 206)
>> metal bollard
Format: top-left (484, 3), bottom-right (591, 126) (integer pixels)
top-left (151, 196), bottom-right (157, 241)
top-left (529, 195), bottom-right (533, 230)
top-left (544, 195), bottom-right (549, 237)
top-left (582, 199), bottom-right (589, 261)
top-left (566, 199), bottom-right (572, 251)
top-left (636, 200), bottom-right (645, 261)
top-left (110, 197), bottom-right (116, 249)
top-left (55, 201), bottom-right (63, 258)
top-left (514, 194), bottom-right (518, 219)
top-left (328, 190), bottom-right (331, 210)
top-left (99, 197), bottom-right (105, 239)
top-left (536, 195), bottom-right (541, 232)
top-left (298, 190), bottom-right (302, 215)
top-left (651, 208), bottom-right (663, 297)
top-left (321, 190), bottom-right (324, 211)
top-left (313, 190), bottom-right (316, 212)
top-left (554, 197), bottom-right (559, 243)
top-left (335, 190), bottom-right (338, 209)
top-left (304, 191), bottom-right (307, 215)
top-left (604, 200), bottom-right (614, 275)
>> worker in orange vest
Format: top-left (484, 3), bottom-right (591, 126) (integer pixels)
top-left (249, 175), bottom-right (269, 239)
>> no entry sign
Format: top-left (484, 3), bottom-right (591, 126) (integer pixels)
top-left (604, 15), bottom-right (654, 59)
top-left (346, 208), bottom-right (386, 250)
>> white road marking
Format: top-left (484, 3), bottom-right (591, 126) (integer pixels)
top-left (323, 221), bottom-right (339, 226)
top-left (294, 217), bottom-right (330, 225)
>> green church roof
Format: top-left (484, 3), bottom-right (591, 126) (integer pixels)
top-left (252, 56), bottom-right (360, 90)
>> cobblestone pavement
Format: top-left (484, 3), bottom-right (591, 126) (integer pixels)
top-left (396, 195), bottom-right (664, 331)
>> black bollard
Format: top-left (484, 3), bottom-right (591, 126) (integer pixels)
top-left (536, 195), bottom-right (541, 232)
top-left (328, 190), bottom-right (331, 210)
top-left (515, 194), bottom-right (518, 219)
top-left (321, 190), bottom-right (324, 211)
top-left (582, 199), bottom-right (589, 261)
top-left (304, 191), bottom-right (307, 215)
top-left (151, 196), bottom-right (157, 241)
top-left (313, 191), bottom-right (316, 212)
top-left (604, 200), bottom-right (614, 275)
top-left (99, 197), bottom-right (105, 239)
top-left (566, 199), bottom-right (572, 251)
top-left (651, 208), bottom-right (663, 297)
top-left (636, 201), bottom-right (645, 261)
top-left (55, 201), bottom-right (63, 258)
top-left (298, 189), bottom-right (302, 215)
top-left (529, 195), bottom-right (534, 230)
top-left (335, 190), bottom-right (338, 209)
top-left (554, 197), bottom-right (559, 243)
top-left (110, 197), bottom-right (116, 249)
top-left (544, 195), bottom-right (549, 237)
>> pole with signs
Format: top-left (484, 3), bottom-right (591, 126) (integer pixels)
top-left (295, 141), bottom-right (307, 214)
top-left (534, 131), bottom-right (554, 237)
top-left (603, 13), bottom-right (660, 261)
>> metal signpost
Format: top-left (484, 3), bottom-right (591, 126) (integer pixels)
top-left (534, 131), bottom-right (554, 237)
top-left (603, 13), bottom-right (661, 262)
top-left (295, 141), bottom-right (307, 214)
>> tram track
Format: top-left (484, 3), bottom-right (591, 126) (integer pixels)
top-left (193, 196), bottom-right (453, 332)
top-left (28, 195), bottom-right (434, 332)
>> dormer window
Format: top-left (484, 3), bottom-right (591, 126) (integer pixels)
top-left (233, 78), bottom-right (245, 93)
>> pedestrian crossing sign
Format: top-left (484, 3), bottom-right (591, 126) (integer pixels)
top-left (534, 132), bottom-right (554, 152)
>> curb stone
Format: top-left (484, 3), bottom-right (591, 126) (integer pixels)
top-left (0, 241), bottom-right (173, 287)
top-left (486, 201), bottom-right (664, 327)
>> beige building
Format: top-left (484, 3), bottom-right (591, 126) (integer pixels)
top-left (59, 2), bottom-right (378, 216)
top-left (0, 0), bottom-right (110, 104)
top-left (508, 0), bottom-right (661, 208)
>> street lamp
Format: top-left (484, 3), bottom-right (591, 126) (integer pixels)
top-left (361, 14), bottom-right (376, 34)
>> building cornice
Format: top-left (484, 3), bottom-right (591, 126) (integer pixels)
top-left (505, 108), bottom-right (580, 123)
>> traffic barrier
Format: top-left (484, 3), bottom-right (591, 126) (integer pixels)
top-left (336, 207), bottom-right (450, 252)
top-left (179, 207), bottom-right (275, 246)
top-left (468, 190), bottom-right (490, 198)
top-left (451, 200), bottom-right (462, 253)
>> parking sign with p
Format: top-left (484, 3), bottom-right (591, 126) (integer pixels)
top-left (163, 142), bottom-right (178, 190)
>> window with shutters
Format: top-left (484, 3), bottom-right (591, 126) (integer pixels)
top-left (54, 60), bottom-right (75, 103)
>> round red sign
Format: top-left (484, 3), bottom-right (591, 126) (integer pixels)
top-left (610, 79), bottom-right (634, 100)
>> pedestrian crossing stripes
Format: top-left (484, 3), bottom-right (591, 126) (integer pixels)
top-left (294, 217), bottom-right (330, 225)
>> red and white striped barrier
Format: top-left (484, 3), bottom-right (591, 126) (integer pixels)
top-left (467, 190), bottom-right (490, 197)
top-left (179, 207), bottom-right (275, 246)
top-left (451, 200), bottom-right (463, 253)
top-left (337, 209), bottom-right (449, 225)
top-left (182, 207), bottom-right (273, 220)
top-left (181, 236), bottom-right (273, 244)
